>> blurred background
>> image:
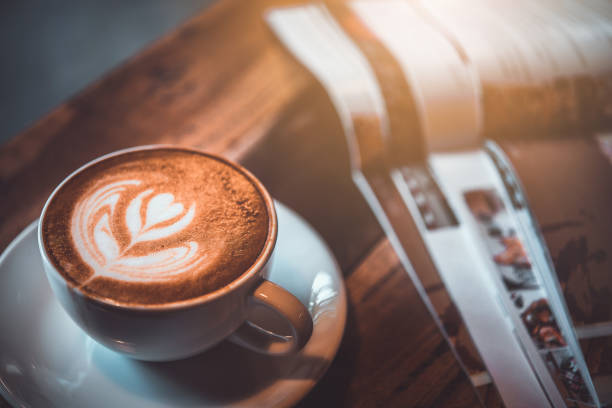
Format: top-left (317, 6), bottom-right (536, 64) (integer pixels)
top-left (0, 0), bottom-right (214, 145)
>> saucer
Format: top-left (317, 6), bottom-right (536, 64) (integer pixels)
top-left (0, 202), bottom-right (346, 408)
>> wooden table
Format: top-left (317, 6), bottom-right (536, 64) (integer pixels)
top-left (0, 1), bottom-right (503, 406)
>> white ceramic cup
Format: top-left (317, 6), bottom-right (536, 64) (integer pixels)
top-left (38, 146), bottom-right (313, 362)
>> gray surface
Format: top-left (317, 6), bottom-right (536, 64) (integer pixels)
top-left (0, 0), bottom-right (213, 145)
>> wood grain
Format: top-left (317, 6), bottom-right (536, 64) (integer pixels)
top-left (297, 239), bottom-right (482, 408)
top-left (0, 0), bottom-right (502, 406)
top-left (0, 0), bottom-right (304, 251)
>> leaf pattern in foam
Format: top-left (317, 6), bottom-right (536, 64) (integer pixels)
top-left (111, 243), bottom-right (204, 278)
top-left (125, 189), bottom-right (152, 242)
top-left (133, 203), bottom-right (196, 244)
top-left (93, 213), bottom-right (119, 263)
top-left (145, 193), bottom-right (185, 229)
top-left (72, 179), bottom-right (206, 285)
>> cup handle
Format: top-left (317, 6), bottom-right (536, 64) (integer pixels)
top-left (229, 279), bottom-right (313, 355)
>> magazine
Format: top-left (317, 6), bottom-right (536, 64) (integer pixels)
top-left (267, 1), bottom-right (612, 406)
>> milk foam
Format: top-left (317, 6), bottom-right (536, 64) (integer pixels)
top-left (43, 148), bottom-right (270, 305)
top-left (71, 179), bottom-right (210, 284)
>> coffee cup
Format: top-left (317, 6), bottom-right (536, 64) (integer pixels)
top-left (38, 145), bottom-right (313, 361)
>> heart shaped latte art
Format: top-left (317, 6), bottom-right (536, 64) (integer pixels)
top-left (71, 180), bottom-right (208, 284)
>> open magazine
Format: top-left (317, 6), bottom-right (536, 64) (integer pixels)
top-left (267, 1), bottom-right (612, 407)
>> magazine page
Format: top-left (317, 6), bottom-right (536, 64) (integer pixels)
top-left (266, 1), bottom-right (610, 406)
top-left (498, 136), bottom-right (612, 405)
top-left (349, 0), bottom-right (481, 152)
top-left (419, 0), bottom-right (612, 140)
top-left (461, 182), bottom-right (595, 406)
top-left (348, 1), bottom-right (582, 405)
top-left (266, 4), bottom-right (497, 405)
top-left (414, 0), bottom-right (612, 403)
top-left (349, 0), bottom-right (600, 404)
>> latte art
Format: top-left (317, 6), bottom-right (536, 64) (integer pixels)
top-left (73, 180), bottom-right (209, 285)
top-left (41, 148), bottom-right (271, 305)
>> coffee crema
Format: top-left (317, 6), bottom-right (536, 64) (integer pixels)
top-left (42, 148), bottom-right (271, 306)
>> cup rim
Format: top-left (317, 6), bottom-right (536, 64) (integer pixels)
top-left (38, 145), bottom-right (278, 312)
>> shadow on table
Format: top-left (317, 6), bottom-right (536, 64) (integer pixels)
top-left (241, 85), bottom-right (383, 276)
top-left (241, 84), bottom-right (376, 406)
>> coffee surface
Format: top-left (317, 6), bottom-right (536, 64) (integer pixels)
top-left (42, 148), bottom-right (271, 306)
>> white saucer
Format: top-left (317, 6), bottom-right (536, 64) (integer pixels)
top-left (0, 202), bottom-right (346, 408)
